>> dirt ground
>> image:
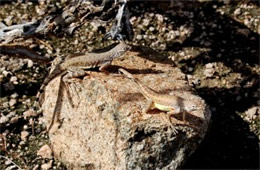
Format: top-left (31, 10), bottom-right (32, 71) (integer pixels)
top-left (0, 0), bottom-right (259, 169)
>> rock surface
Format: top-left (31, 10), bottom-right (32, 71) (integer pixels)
top-left (41, 46), bottom-right (211, 169)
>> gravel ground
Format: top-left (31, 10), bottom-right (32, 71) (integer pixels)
top-left (0, 0), bottom-right (259, 169)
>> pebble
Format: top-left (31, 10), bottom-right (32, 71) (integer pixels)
top-left (35, 6), bottom-right (45, 16)
top-left (149, 26), bottom-right (155, 32)
top-left (32, 165), bottom-right (39, 170)
top-left (37, 144), bottom-right (53, 159)
top-left (27, 60), bottom-right (34, 68)
top-left (234, 8), bottom-right (241, 16)
top-left (155, 14), bottom-right (164, 23)
top-left (4, 16), bottom-right (13, 26)
top-left (236, 28), bottom-right (250, 37)
top-left (205, 63), bottom-right (214, 69)
top-left (10, 93), bottom-right (18, 99)
top-left (10, 76), bottom-right (18, 83)
top-left (5, 159), bottom-right (12, 165)
top-left (2, 70), bottom-right (10, 77)
top-left (142, 18), bottom-right (150, 26)
top-left (0, 115), bottom-right (9, 124)
top-left (245, 107), bottom-right (259, 120)
top-left (136, 34), bottom-right (142, 40)
top-left (21, 131), bottom-right (29, 141)
top-left (9, 98), bottom-right (17, 107)
top-left (23, 109), bottom-right (38, 119)
top-left (244, 18), bottom-right (250, 25)
top-left (204, 63), bottom-right (216, 78)
top-left (10, 116), bottom-right (19, 124)
top-left (41, 160), bottom-right (53, 170)
top-left (188, 67), bottom-right (193, 72)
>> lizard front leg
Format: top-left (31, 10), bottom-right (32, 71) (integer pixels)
top-left (167, 110), bottom-right (198, 131)
top-left (99, 61), bottom-right (112, 73)
top-left (47, 67), bottom-right (86, 133)
top-left (142, 99), bottom-right (154, 114)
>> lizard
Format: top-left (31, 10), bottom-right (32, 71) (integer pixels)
top-left (118, 68), bottom-right (199, 133)
top-left (34, 41), bottom-right (131, 131)
top-left (36, 41), bottom-right (130, 103)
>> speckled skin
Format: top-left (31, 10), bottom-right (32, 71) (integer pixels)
top-left (36, 41), bottom-right (130, 101)
top-left (119, 68), bottom-right (198, 115)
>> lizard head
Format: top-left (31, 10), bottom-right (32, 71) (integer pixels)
top-left (112, 41), bottom-right (131, 59)
top-left (183, 100), bottom-right (199, 112)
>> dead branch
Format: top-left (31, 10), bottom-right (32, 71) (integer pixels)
top-left (0, 0), bottom-right (132, 43)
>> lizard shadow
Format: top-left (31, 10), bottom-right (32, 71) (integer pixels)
top-left (130, 45), bottom-right (176, 66)
top-left (106, 65), bottom-right (164, 75)
top-left (147, 109), bottom-right (204, 128)
top-left (44, 76), bottom-right (69, 133)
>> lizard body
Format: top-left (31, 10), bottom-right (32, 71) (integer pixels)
top-left (36, 41), bottom-right (130, 103)
top-left (119, 68), bottom-right (199, 131)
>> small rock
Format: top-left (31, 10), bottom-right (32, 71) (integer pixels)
top-left (21, 131), bottom-right (29, 141)
top-left (32, 165), bottom-right (39, 170)
top-left (2, 70), bottom-right (10, 77)
top-left (244, 18), bottom-right (250, 26)
top-left (223, 0), bottom-right (231, 4)
top-left (23, 109), bottom-right (38, 119)
top-left (236, 28), bottom-right (250, 37)
top-left (204, 63), bottom-right (216, 78)
top-left (10, 93), bottom-right (18, 99)
top-left (9, 98), bottom-right (17, 107)
top-left (36, 7), bottom-right (45, 16)
top-left (155, 14), bottom-right (164, 23)
top-left (188, 67), bottom-right (193, 72)
top-left (234, 8), bottom-right (241, 16)
top-left (245, 107), bottom-right (259, 120)
top-left (27, 60), bottom-right (34, 68)
top-left (0, 115), bottom-right (9, 124)
top-left (10, 76), bottom-right (18, 83)
top-left (41, 160), bottom-right (53, 170)
top-left (149, 26), bottom-right (155, 32)
top-left (7, 112), bottom-right (16, 118)
top-left (5, 159), bottom-right (12, 165)
top-left (37, 144), bottom-right (53, 159)
top-left (4, 16), bottom-right (13, 26)
top-left (136, 34), bottom-right (142, 40)
top-left (142, 19), bottom-right (150, 26)
top-left (10, 116), bottom-right (19, 124)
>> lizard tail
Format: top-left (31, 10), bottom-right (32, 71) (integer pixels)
top-left (118, 68), bottom-right (137, 81)
top-left (118, 68), bottom-right (143, 86)
top-left (119, 68), bottom-right (159, 99)
top-left (34, 67), bottom-right (65, 109)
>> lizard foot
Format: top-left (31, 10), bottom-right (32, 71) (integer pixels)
top-left (47, 118), bottom-right (63, 134)
top-left (160, 113), bottom-right (178, 135)
top-left (169, 116), bottom-right (198, 132)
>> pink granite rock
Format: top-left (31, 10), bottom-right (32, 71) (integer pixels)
top-left (41, 46), bottom-right (211, 169)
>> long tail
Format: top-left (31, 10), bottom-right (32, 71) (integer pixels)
top-left (33, 67), bottom-right (66, 111)
top-left (118, 68), bottom-right (142, 86)
top-left (118, 68), bottom-right (159, 99)
top-left (118, 68), bottom-right (135, 80)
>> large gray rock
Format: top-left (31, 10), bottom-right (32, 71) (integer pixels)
top-left (41, 46), bottom-right (211, 169)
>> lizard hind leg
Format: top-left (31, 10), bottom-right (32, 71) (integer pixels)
top-left (61, 75), bottom-right (74, 108)
top-left (62, 67), bottom-right (86, 106)
top-left (142, 99), bottom-right (154, 114)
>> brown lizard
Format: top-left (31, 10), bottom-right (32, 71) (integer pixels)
top-left (118, 68), bottom-right (199, 133)
top-left (36, 41), bottom-right (130, 103)
top-left (34, 41), bottom-right (130, 131)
